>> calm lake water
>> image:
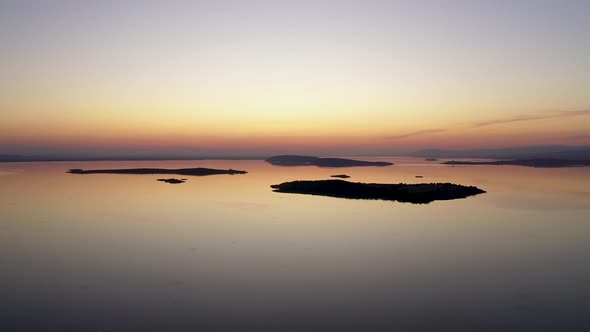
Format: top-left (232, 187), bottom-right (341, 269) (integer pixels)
top-left (1, 158), bottom-right (589, 331)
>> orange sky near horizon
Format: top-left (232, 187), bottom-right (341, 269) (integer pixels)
top-left (2, 112), bottom-right (589, 154)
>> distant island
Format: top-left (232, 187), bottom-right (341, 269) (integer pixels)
top-left (425, 158), bottom-right (438, 161)
top-left (157, 178), bottom-right (186, 184)
top-left (67, 167), bottom-right (247, 176)
top-left (331, 174), bottom-right (351, 178)
top-left (442, 158), bottom-right (590, 168)
top-left (271, 180), bottom-right (485, 204)
top-left (266, 155), bottom-right (393, 167)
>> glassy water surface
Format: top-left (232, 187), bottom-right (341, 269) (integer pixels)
top-left (1, 158), bottom-right (589, 331)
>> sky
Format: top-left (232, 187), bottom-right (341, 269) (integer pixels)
top-left (1, 0), bottom-right (589, 157)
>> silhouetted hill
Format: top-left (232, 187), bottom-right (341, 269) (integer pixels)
top-left (271, 180), bottom-right (485, 204)
top-left (266, 155), bottom-right (393, 167)
top-left (67, 168), bottom-right (247, 176)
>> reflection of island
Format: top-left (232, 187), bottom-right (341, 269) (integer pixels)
top-left (271, 180), bottom-right (485, 204)
top-left (157, 178), bottom-right (186, 184)
top-left (266, 155), bottom-right (393, 167)
top-left (68, 168), bottom-right (247, 176)
top-left (443, 158), bottom-right (590, 168)
top-left (331, 174), bottom-right (351, 179)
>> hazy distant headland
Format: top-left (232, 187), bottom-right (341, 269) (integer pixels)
top-left (271, 180), bottom-right (485, 204)
top-left (67, 168), bottom-right (247, 176)
top-left (411, 145), bottom-right (590, 160)
top-left (266, 155), bottom-right (393, 167)
top-left (443, 158), bottom-right (590, 168)
top-left (409, 146), bottom-right (590, 168)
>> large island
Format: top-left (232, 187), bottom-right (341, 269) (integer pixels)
top-left (68, 167), bottom-right (247, 176)
top-left (266, 155), bottom-right (393, 167)
top-left (271, 180), bottom-right (485, 204)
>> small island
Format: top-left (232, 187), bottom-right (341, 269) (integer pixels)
top-left (331, 174), bottom-right (351, 179)
top-left (271, 180), bottom-right (485, 204)
top-left (157, 178), bottom-right (186, 184)
top-left (425, 158), bottom-right (438, 161)
top-left (266, 155), bottom-right (393, 167)
top-left (67, 167), bottom-right (247, 176)
top-left (442, 158), bottom-right (590, 168)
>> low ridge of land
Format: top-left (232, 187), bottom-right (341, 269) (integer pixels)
top-left (67, 167), bottom-right (247, 176)
top-left (266, 155), bottom-right (393, 167)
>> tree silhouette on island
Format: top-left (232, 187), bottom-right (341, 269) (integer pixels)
top-left (271, 180), bottom-right (485, 204)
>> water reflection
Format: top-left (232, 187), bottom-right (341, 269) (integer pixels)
top-left (1, 159), bottom-right (589, 331)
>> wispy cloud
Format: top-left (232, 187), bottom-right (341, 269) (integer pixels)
top-left (382, 110), bottom-right (590, 141)
top-left (385, 128), bottom-right (446, 140)
top-left (473, 110), bottom-right (590, 128)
